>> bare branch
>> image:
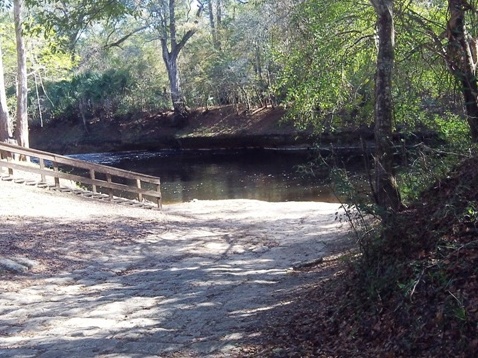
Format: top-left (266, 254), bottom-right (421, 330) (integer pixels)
top-left (104, 25), bottom-right (148, 49)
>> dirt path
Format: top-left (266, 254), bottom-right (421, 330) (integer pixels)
top-left (0, 180), bottom-right (350, 357)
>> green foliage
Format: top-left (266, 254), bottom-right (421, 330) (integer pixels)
top-left (464, 202), bottom-right (478, 221)
top-left (0, 7), bottom-right (76, 124)
top-left (29, 8), bottom-right (175, 124)
top-left (398, 149), bottom-right (443, 205)
top-left (398, 113), bottom-right (473, 204)
top-left (433, 113), bottom-right (472, 146)
top-left (274, 0), bottom-right (376, 131)
top-left (392, 2), bottom-right (452, 130)
top-left (0, 0), bottom-right (470, 141)
top-left (182, 1), bottom-right (279, 109)
top-left (272, 0), bottom-right (466, 137)
top-left (37, 69), bottom-right (137, 124)
top-left (26, 0), bottom-right (135, 51)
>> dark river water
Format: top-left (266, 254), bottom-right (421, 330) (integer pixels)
top-left (71, 149), bottom-right (342, 204)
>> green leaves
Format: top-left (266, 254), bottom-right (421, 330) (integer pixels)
top-left (274, 0), bottom-right (376, 131)
top-left (38, 69), bottom-right (138, 124)
top-left (27, 0), bottom-right (135, 51)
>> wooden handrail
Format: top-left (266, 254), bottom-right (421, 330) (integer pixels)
top-left (0, 142), bottom-right (162, 208)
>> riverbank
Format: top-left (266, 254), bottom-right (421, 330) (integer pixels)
top-left (29, 106), bottom-right (300, 154)
top-left (29, 105), bottom-right (376, 155)
top-left (0, 179), bottom-right (353, 357)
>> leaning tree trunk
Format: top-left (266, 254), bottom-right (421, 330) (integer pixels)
top-left (0, 38), bottom-right (11, 142)
top-left (370, 0), bottom-right (402, 216)
top-left (446, 0), bottom-right (478, 141)
top-left (14, 0), bottom-right (29, 150)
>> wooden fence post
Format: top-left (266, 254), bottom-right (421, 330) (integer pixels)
top-left (106, 173), bottom-right (113, 199)
top-left (136, 179), bottom-right (143, 202)
top-left (39, 158), bottom-right (46, 183)
top-left (90, 169), bottom-right (97, 193)
top-left (53, 162), bottom-right (60, 188)
top-left (156, 183), bottom-right (162, 209)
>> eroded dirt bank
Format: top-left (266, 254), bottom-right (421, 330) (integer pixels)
top-left (30, 106), bottom-right (318, 154)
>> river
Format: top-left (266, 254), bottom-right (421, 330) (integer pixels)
top-left (71, 149), bottom-right (343, 205)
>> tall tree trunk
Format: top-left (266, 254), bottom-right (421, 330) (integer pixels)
top-left (162, 48), bottom-right (187, 116)
top-left (205, 0), bottom-right (220, 49)
top-left (216, 0), bottom-right (222, 27)
top-left (14, 0), bottom-right (29, 150)
top-left (0, 38), bottom-right (11, 142)
top-left (159, 0), bottom-right (196, 119)
top-left (370, 0), bottom-right (402, 216)
top-left (446, 0), bottom-right (478, 141)
top-left (199, 0), bottom-right (220, 48)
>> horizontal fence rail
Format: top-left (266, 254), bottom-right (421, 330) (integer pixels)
top-left (0, 142), bottom-right (162, 209)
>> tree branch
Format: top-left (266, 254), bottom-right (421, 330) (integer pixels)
top-left (174, 29), bottom-right (197, 56)
top-left (104, 25), bottom-right (148, 49)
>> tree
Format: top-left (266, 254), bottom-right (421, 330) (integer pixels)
top-left (199, 0), bottom-right (232, 50)
top-left (370, 0), bottom-right (402, 214)
top-left (181, 0), bottom-right (292, 110)
top-left (403, 0), bottom-right (478, 141)
top-left (14, 0), bottom-right (28, 149)
top-left (444, 0), bottom-right (478, 141)
top-left (147, 0), bottom-right (200, 119)
top-left (273, 0), bottom-right (377, 130)
top-left (27, 0), bottom-right (134, 53)
top-left (199, 0), bottom-right (219, 49)
top-left (0, 37), bottom-right (11, 142)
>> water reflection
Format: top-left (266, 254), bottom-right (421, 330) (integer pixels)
top-left (71, 149), bottom-right (340, 204)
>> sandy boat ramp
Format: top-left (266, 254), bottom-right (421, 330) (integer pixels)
top-left (0, 179), bottom-right (351, 357)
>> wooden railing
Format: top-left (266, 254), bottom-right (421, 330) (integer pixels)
top-left (0, 142), bottom-right (162, 209)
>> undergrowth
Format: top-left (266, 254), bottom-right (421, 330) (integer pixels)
top-left (297, 142), bottom-right (478, 356)
top-left (240, 141), bottom-right (478, 357)
top-left (338, 143), bottom-right (478, 356)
